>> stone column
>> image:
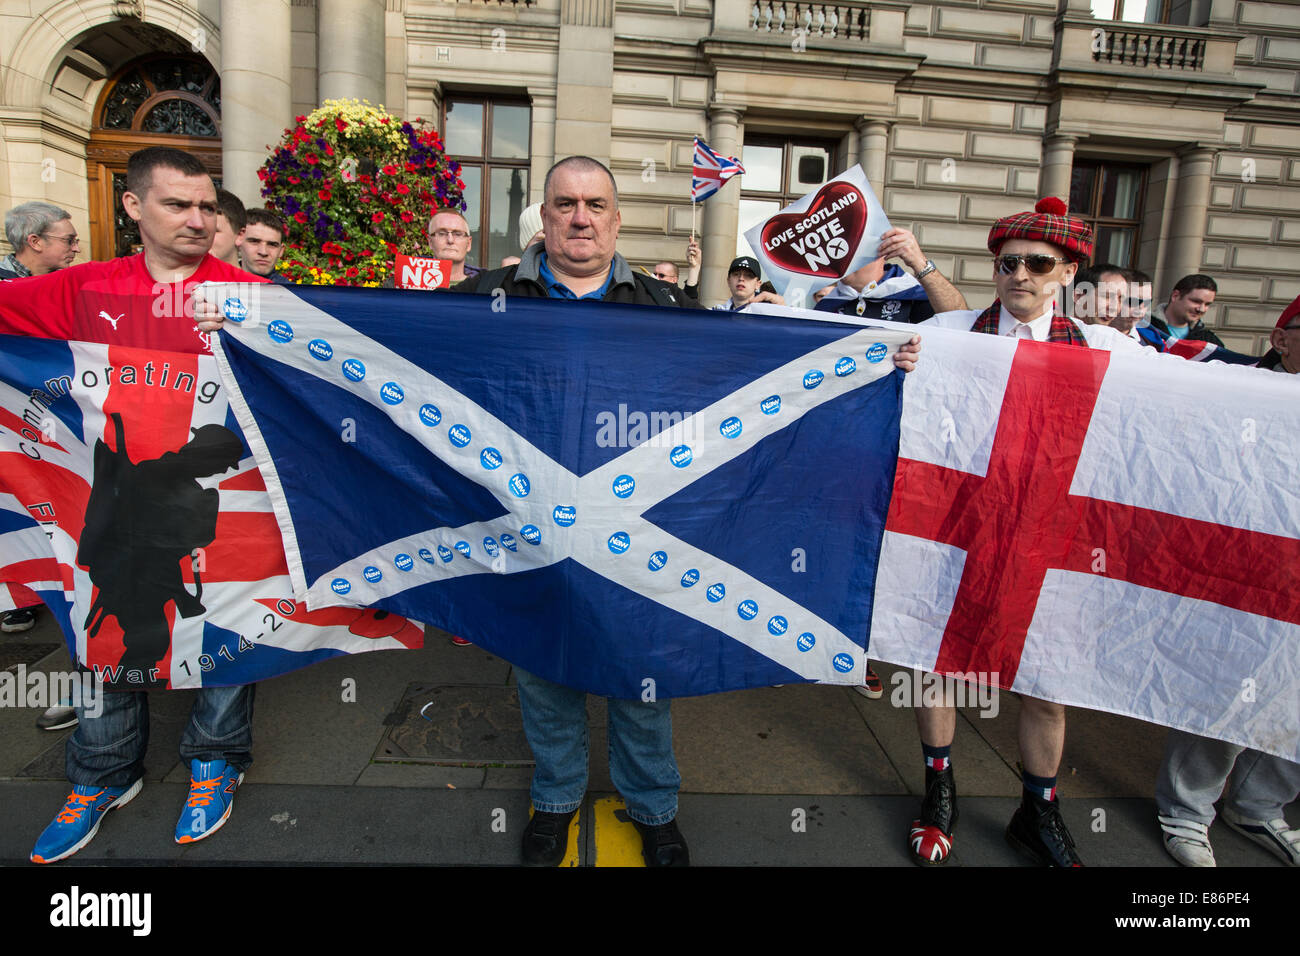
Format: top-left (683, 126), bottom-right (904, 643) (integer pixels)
top-left (855, 118), bottom-right (890, 198)
top-left (1039, 133), bottom-right (1077, 203)
top-left (554, 0), bottom-right (614, 164)
top-left (318, 0), bottom-right (386, 104)
top-left (220, 0), bottom-right (292, 206)
top-left (528, 89), bottom-right (557, 204)
top-left (1165, 145), bottom-right (1214, 283)
top-left (701, 104), bottom-right (744, 307)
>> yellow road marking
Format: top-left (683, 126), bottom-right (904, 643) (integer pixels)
top-left (592, 796), bottom-right (645, 867)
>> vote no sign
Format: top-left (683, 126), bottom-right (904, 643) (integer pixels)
top-left (743, 164), bottom-right (890, 307)
top-left (395, 255), bottom-right (452, 291)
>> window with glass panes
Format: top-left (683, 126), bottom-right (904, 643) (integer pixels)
top-left (442, 98), bottom-right (531, 269)
top-left (1068, 160), bottom-right (1147, 268)
top-left (1089, 0), bottom-right (1203, 25)
top-left (736, 138), bottom-right (838, 258)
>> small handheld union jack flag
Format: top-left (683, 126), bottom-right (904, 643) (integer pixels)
top-left (692, 137), bottom-right (745, 202)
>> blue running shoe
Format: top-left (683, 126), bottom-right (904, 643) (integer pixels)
top-left (31, 779), bottom-right (142, 864)
top-left (175, 759), bottom-right (244, 844)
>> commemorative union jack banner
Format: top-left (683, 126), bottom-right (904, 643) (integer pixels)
top-left (692, 137), bottom-right (745, 203)
top-left (0, 334), bottom-right (423, 689)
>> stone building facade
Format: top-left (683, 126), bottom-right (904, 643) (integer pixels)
top-left (1, 0), bottom-right (1295, 349)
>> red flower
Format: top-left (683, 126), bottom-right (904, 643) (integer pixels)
top-left (318, 189), bottom-right (332, 201)
top-left (371, 212), bottom-right (385, 223)
top-left (304, 154), bottom-right (319, 165)
top-left (335, 118), bottom-right (347, 132)
top-left (400, 210), bottom-right (414, 223)
top-left (288, 175), bottom-right (301, 185)
top-left (380, 117), bottom-right (390, 125)
top-left (257, 169), bottom-right (268, 181)
top-left (295, 114), bottom-right (307, 124)
top-left (294, 212), bottom-right (308, 224)
top-left (361, 248), bottom-right (373, 257)
top-left (396, 183), bottom-right (410, 195)
top-left (346, 267), bottom-right (359, 278)
top-left (381, 164), bottom-right (398, 176)
top-left (405, 162), bottom-right (419, 173)
top-left (324, 143), bottom-right (334, 156)
top-left (386, 242), bottom-right (398, 255)
top-left (359, 195), bottom-right (371, 203)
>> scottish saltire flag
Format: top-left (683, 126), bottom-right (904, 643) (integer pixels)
top-left (809, 311), bottom-right (1299, 762)
top-left (0, 334), bottom-right (422, 690)
top-left (692, 137), bottom-right (745, 202)
top-left (209, 284), bottom-right (910, 699)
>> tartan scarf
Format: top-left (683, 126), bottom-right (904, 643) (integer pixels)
top-left (970, 300), bottom-right (1088, 347)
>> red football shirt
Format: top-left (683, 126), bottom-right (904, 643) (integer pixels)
top-left (0, 253), bottom-right (266, 354)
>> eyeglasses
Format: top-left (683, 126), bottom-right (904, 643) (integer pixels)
top-left (429, 229), bottom-right (470, 242)
top-left (40, 233), bottom-right (80, 246)
top-left (995, 254), bottom-right (1067, 275)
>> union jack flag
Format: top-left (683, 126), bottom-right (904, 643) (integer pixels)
top-left (692, 137), bottom-right (745, 202)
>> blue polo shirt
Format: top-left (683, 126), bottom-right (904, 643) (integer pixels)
top-left (537, 253), bottom-right (615, 300)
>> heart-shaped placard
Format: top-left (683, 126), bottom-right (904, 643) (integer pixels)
top-left (759, 181), bottom-right (868, 278)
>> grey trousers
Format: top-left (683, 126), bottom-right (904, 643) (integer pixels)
top-left (1155, 729), bottom-right (1300, 826)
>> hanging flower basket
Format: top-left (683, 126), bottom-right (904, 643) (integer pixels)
top-left (257, 99), bottom-right (465, 286)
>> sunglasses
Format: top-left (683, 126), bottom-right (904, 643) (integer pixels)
top-left (995, 254), bottom-right (1068, 275)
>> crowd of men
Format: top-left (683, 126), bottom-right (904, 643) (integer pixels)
top-left (1, 146), bottom-right (1295, 869)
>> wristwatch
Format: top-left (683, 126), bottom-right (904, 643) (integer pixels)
top-left (915, 259), bottom-right (937, 280)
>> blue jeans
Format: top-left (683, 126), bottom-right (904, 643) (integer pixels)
top-left (66, 685), bottom-right (256, 787)
top-left (515, 667), bottom-right (680, 825)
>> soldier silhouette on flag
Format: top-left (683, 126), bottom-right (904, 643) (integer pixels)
top-left (79, 412), bottom-right (243, 677)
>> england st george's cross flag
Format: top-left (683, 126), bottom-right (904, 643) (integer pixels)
top-left (0, 334), bottom-right (423, 690)
top-left (209, 283), bottom-right (911, 700)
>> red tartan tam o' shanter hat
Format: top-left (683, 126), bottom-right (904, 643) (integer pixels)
top-left (987, 196), bottom-right (1094, 263)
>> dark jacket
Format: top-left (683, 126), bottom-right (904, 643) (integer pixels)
top-left (454, 244), bottom-right (698, 309)
top-left (1150, 311), bottom-right (1225, 348)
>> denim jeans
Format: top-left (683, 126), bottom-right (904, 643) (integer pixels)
top-left (515, 667), bottom-right (680, 825)
top-left (66, 685), bottom-right (256, 787)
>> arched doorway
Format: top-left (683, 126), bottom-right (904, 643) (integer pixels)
top-left (86, 54), bottom-right (222, 260)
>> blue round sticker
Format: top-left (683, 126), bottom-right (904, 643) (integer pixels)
top-left (760, 395), bottom-right (781, 416)
top-left (380, 381), bottom-right (404, 405)
top-left (437, 545), bottom-right (454, 563)
top-left (342, 359), bottom-right (366, 382)
top-left (483, 537), bottom-right (500, 558)
top-left (267, 320), bottom-right (293, 343)
top-left (223, 297), bottom-right (248, 322)
top-left (866, 342), bottom-right (888, 364)
top-left (481, 448), bottom-right (502, 470)
top-left (797, 632), bottom-right (816, 652)
top-left (362, 565), bottom-right (382, 583)
top-left (509, 473), bottom-right (530, 498)
top-left (803, 369), bottom-right (824, 390)
top-left (499, 533), bottom-right (517, 552)
top-left (706, 583), bottom-right (726, 603)
top-left (607, 531), bottom-right (630, 554)
top-left (680, 569), bottom-right (699, 588)
top-left (330, 578), bottom-right (351, 595)
top-left (520, 525), bottom-right (542, 545)
top-left (737, 599), bottom-right (758, 621)
top-left (767, 615), bottom-right (788, 636)
top-left (669, 445), bottom-right (693, 468)
top-left (719, 416), bottom-right (742, 439)
top-left (419, 404), bottom-right (442, 427)
top-left (454, 540), bottom-right (471, 558)
top-left (448, 424), bottom-right (471, 447)
top-left (647, 550), bottom-right (668, 571)
top-left (308, 339), bottom-right (333, 361)
top-left (394, 553), bottom-right (414, 572)
top-left (552, 505), bottom-right (576, 527)
top-left (835, 357), bottom-right (856, 377)
top-left (419, 548), bottom-right (436, 565)
top-left (832, 653), bottom-right (854, 673)
top-left (612, 474), bottom-right (635, 498)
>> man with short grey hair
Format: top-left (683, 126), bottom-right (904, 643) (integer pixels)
top-left (1, 201), bottom-right (79, 279)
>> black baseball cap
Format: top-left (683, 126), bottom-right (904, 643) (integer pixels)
top-left (728, 256), bottom-right (761, 278)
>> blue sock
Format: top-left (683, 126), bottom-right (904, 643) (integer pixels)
top-left (922, 743), bottom-right (951, 773)
top-left (1022, 771), bottom-right (1057, 803)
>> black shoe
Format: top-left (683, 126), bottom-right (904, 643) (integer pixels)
top-left (909, 766), bottom-right (958, 864)
top-left (1005, 798), bottom-right (1083, 867)
top-left (632, 817), bottom-right (690, 867)
top-left (1, 608), bottom-right (36, 633)
top-left (521, 809), bottom-right (577, 866)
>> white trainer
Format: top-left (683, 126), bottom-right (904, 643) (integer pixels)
top-left (1222, 808), bottom-right (1300, 866)
top-left (1158, 814), bottom-right (1216, 867)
